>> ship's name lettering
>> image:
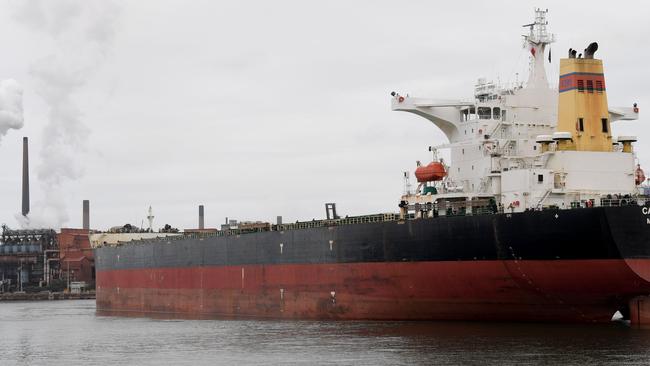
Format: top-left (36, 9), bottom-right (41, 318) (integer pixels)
top-left (643, 207), bottom-right (650, 215)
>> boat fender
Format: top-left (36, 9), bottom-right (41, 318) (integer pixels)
top-left (634, 107), bottom-right (639, 113)
top-left (398, 96), bottom-right (405, 103)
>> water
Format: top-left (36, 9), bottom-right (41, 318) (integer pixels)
top-left (1, 300), bottom-right (650, 365)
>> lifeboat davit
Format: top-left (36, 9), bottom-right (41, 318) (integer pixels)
top-left (415, 161), bottom-right (447, 182)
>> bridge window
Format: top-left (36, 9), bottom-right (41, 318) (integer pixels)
top-left (586, 80), bottom-right (594, 93)
top-left (493, 107), bottom-right (500, 119)
top-left (461, 108), bottom-right (479, 121)
top-left (577, 80), bottom-right (584, 92)
top-left (538, 174), bottom-right (544, 183)
top-left (478, 107), bottom-right (492, 120)
top-left (501, 110), bottom-right (507, 121)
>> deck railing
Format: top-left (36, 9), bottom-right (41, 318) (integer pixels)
top-left (110, 213), bottom-right (401, 246)
top-left (101, 196), bottom-right (650, 247)
top-left (600, 197), bottom-right (649, 207)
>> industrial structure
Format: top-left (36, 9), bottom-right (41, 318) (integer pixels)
top-left (58, 228), bottom-right (94, 286)
top-left (0, 225), bottom-right (95, 292)
top-left (0, 137), bottom-right (95, 292)
top-left (21, 137), bottom-right (29, 217)
top-left (0, 226), bottom-right (59, 292)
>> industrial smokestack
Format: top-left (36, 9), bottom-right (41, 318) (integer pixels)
top-left (21, 137), bottom-right (29, 216)
top-left (82, 200), bottom-right (90, 230)
top-left (198, 205), bottom-right (204, 230)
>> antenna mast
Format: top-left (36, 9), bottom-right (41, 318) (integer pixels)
top-left (522, 8), bottom-right (555, 88)
top-left (147, 206), bottom-right (154, 232)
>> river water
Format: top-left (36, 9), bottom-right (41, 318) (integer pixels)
top-left (1, 300), bottom-right (650, 365)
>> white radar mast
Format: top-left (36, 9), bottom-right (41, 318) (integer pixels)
top-left (147, 206), bottom-right (154, 232)
top-left (522, 8), bottom-right (555, 89)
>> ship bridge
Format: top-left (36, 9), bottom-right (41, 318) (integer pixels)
top-left (390, 8), bottom-right (641, 219)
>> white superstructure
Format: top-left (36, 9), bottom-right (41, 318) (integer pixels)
top-left (392, 9), bottom-right (641, 217)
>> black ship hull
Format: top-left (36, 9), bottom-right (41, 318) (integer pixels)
top-left (95, 205), bottom-right (650, 322)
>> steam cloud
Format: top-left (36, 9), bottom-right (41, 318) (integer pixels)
top-left (0, 79), bottom-right (24, 144)
top-left (13, 0), bottom-right (120, 228)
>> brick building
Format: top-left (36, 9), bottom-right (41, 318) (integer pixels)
top-left (58, 229), bottom-right (94, 284)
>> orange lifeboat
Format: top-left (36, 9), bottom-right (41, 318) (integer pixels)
top-left (415, 161), bottom-right (447, 182)
top-left (635, 164), bottom-right (646, 185)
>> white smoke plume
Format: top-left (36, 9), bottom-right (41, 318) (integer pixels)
top-left (0, 79), bottom-right (24, 144)
top-left (13, 0), bottom-right (120, 228)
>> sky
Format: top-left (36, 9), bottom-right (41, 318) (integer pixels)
top-left (0, 0), bottom-right (647, 231)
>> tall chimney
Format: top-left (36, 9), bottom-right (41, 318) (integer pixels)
top-left (198, 205), bottom-right (205, 229)
top-left (21, 137), bottom-right (29, 216)
top-left (82, 200), bottom-right (90, 230)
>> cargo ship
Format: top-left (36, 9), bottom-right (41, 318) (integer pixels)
top-left (94, 10), bottom-right (650, 325)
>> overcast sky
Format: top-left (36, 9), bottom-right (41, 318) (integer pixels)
top-left (0, 0), bottom-right (647, 231)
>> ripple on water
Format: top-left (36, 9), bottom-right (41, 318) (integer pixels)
top-left (0, 300), bottom-right (649, 366)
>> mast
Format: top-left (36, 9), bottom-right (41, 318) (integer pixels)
top-left (522, 8), bottom-right (555, 89)
top-left (147, 206), bottom-right (154, 232)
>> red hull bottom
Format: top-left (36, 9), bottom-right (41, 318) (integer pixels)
top-left (95, 260), bottom-right (650, 323)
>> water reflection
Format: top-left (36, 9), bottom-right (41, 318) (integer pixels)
top-left (1, 300), bottom-right (649, 365)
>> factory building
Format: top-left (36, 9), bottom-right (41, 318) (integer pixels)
top-left (58, 229), bottom-right (94, 284)
top-left (0, 138), bottom-right (95, 292)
